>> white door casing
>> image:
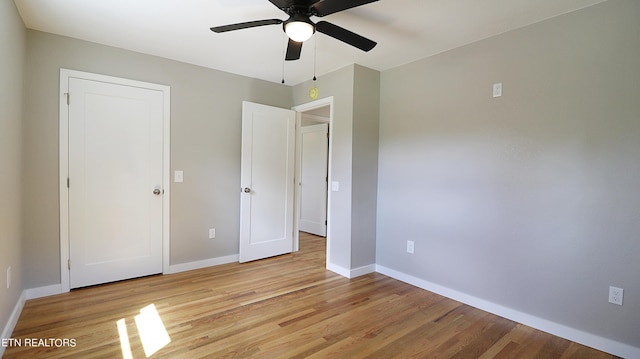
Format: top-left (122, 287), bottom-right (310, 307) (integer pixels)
top-left (60, 69), bottom-right (170, 291)
top-left (299, 123), bottom-right (328, 236)
top-left (239, 101), bottom-right (296, 262)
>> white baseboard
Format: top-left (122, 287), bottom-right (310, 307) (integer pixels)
top-left (375, 265), bottom-right (640, 359)
top-left (168, 254), bottom-right (239, 274)
top-left (326, 262), bottom-right (375, 279)
top-left (1, 291), bottom-right (26, 357)
top-left (25, 284), bottom-right (64, 300)
top-left (350, 264), bottom-right (376, 278)
top-left (326, 262), bottom-right (351, 278)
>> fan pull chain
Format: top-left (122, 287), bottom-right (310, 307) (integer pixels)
top-left (313, 34), bottom-right (317, 81)
top-left (282, 60), bottom-right (285, 84)
top-left (281, 34), bottom-right (286, 84)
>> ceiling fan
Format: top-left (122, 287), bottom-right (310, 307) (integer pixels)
top-left (210, 0), bottom-right (378, 61)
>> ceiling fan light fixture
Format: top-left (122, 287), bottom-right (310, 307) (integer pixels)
top-left (210, 0), bottom-right (379, 62)
top-left (285, 20), bottom-right (314, 42)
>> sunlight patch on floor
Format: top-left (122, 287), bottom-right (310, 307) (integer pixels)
top-left (116, 318), bottom-right (133, 359)
top-left (135, 304), bottom-right (171, 357)
top-left (117, 303), bottom-right (171, 358)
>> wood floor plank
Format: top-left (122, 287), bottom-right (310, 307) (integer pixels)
top-left (3, 232), bottom-right (620, 358)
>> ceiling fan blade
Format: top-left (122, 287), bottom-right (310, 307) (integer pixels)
top-left (268, 0), bottom-right (294, 11)
top-left (210, 19), bottom-right (283, 33)
top-left (285, 38), bottom-right (303, 61)
top-left (312, 0), bottom-right (378, 17)
top-left (315, 21), bottom-right (377, 52)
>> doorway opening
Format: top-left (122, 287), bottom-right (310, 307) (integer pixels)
top-left (293, 98), bottom-right (333, 267)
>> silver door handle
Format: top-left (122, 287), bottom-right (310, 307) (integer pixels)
top-left (243, 187), bottom-right (251, 193)
top-left (153, 188), bottom-right (162, 195)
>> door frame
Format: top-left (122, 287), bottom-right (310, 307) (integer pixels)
top-left (59, 69), bottom-right (171, 293)
top-left (292, 97), bottom-right (333, 264)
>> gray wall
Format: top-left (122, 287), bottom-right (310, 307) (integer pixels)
top-left (351, 65), bottom-right (379, 269)
top-left (22, 30), bottom-right (291, 288)
top-left (377, 0), bottom-right (639, 348)
top-left (0, 0), bottom-right (25, 339)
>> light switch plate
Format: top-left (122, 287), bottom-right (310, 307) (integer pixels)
top-left (174, 170), bottom-right (184, 183)
top-left (331, 181), bottom-right (339, 192)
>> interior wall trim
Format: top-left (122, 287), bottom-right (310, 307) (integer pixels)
top-left (168, 254), bottom-right (239, 274)
top-left (0, 291), bottom-right (26, 357)
top-left (25, 284), bottom-right (63, 300)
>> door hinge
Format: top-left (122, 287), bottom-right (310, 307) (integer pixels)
top-left (65, 92), bottom-right (70, 106)
top-left (67, 177), bottom-right (70, 188)
top-left (67, 259), bottom-right (71, 270)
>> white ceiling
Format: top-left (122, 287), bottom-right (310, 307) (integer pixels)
top-left (14, 0), bottom-right (607, 85)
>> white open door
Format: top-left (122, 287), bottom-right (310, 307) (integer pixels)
top-left (239, 101), bottom-right (296, 262)
top-left (299, 123), bottom-right (328, 236)
top-left (67, 76), bottom-right (164, 288)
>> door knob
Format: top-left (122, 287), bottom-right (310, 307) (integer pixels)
top-left (243, 187), bottom-right (251, 193)
top-left (153, 188), bottom-right (162, 195)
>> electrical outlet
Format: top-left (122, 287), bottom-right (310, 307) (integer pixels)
top-left (6, 267), bottom-right (11, 289)
top-left (208, 228), bottom-right (216, 239)
top-left (406, 240), bottom-right (415, 254)
top-left (609, 286), bottom-right (623, 305)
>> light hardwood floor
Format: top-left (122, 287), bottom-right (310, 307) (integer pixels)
top-left (4, 232), bottom-right (618, 358)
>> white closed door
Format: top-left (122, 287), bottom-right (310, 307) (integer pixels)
top-left (239, 101), bottom-right (296, 262)
top-left (299, 123), bottom-right (328, 236)
top-left (68, 77), bottom-right (164, 288)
